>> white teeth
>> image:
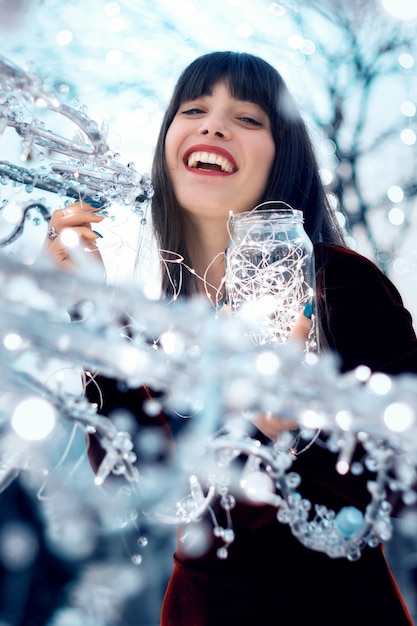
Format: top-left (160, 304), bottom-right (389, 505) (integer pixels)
top-left (187, 151), bottom-right (235, 173)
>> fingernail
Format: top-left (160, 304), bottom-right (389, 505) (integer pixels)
top-left (93, 230), bottom-right (103, 238)
top-left (87, 199), bottom-right (106, 209)
top-left (303, 302), bottom-right (313, 319)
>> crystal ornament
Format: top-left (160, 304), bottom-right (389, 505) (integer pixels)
top-left (0, 55), bottom-right (153, 246)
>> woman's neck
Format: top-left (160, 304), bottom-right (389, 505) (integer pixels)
top-left (183, 214), bottom-right (229, 304)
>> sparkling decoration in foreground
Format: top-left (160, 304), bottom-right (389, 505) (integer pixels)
top-left (0, 251), bottom-right (416, 565)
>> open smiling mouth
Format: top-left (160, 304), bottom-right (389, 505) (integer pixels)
top-left (186, 151), bottom-right (237, 173)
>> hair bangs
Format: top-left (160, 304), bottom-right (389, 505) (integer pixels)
top-left (173, 52), bottom-right (279, 118)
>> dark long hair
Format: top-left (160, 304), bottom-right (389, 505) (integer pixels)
top-left (150, 51), bottom-right (345, 297)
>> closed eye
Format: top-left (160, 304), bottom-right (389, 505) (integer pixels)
top-left (238, 116), bottom-right (263, 127)
top-left (181, 107), bottom-right (205, 115)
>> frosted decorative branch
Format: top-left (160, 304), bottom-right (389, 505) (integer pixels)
top-left (0, 54), bottom-right (153, 245)
top-left (0, 251), bottom-right (416, 560)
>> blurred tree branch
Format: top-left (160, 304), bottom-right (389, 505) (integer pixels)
top-left (284, 0), bottom-right (417, 271)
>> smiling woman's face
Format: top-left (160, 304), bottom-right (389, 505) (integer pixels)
top-left (164, 81), bottom-right (275, 223)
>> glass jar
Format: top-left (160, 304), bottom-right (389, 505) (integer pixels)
top-left (225, 203), bottom-right (318, 353)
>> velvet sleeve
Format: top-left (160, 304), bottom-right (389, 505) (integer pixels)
top-left (315, 243), bottom-right (417, 375)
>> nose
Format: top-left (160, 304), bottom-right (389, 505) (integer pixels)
top-left (198, 114), bottom-right (230, 139)
top-left (200, 128), bottom-right (225, 138)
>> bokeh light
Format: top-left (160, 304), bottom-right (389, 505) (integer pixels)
top-left (11, 396), bottom-right (56, 441)
top-left (381, 0), bottom-right (417, 21)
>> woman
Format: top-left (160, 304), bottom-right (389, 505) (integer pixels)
top-left (46, 52), bottom-right (416, 625)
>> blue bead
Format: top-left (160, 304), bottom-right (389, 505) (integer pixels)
top-left (335, 506), bottom-right (364, 538)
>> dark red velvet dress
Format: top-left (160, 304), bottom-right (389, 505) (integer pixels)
top-left (90, 244), bottom-right (417, 626)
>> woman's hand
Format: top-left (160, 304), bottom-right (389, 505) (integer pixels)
top-left (252, 307), bottom-right (313, 441)
top-left (44, 201), bottom-right (105, 271)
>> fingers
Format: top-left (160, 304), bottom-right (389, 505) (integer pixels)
top-left (44, 201), bottom-right (105, 270)
top-left (290, 304), bottom-right (313, 345)
top-left (217, 302), bottom-right (232, 316)
top-left (253, 412), bottom-right (298, 441)
top-left (48, 201), bottom-right (105, 232)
